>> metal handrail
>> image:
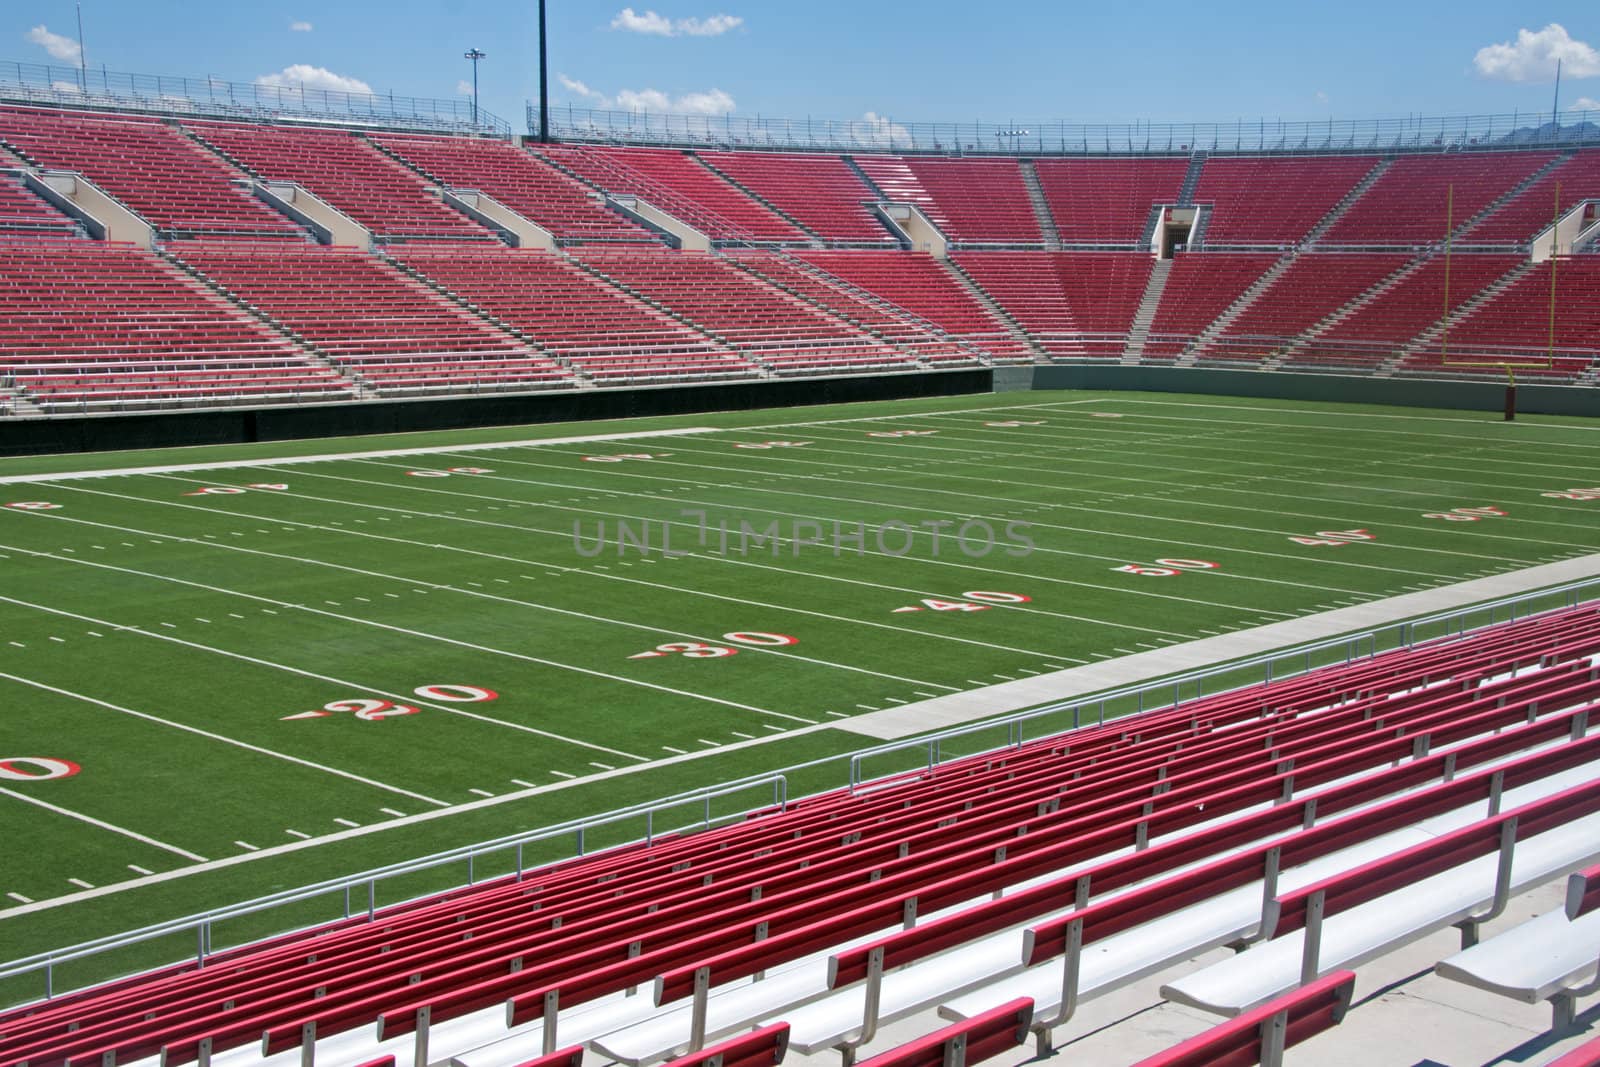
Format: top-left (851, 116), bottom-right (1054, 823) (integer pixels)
top-left (0, 774), bottom-right (785, 994)
top-left (0, 59), bottom-right (510, 136)
top-left (529, 103), bottom-right (1600, 156)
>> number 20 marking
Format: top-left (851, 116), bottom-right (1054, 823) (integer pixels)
top-left (283, 684), bottom-right (498, 722)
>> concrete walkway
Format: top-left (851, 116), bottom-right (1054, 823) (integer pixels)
top-left (835, 553), bottom-right (1600, 741)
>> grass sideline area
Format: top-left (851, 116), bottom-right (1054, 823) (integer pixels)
top-left (2, 388), bottom-right (1598, 1004)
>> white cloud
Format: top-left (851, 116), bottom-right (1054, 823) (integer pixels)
top-left (1314, 90), bottom-right (1329, 104)
top-left (559, 73), bottom-right (602, 99)
top-left (289, 20), bottom-right (313, 32)
top-left (610, 7), bottom-right (742, 38)
top-left (559, 72), bottom-right (734, 114)
top-left (678, 14), bottom-right (742, 36)
top-left (848, 111), bottom-right (911, 147)
top-left (1473, 24), bottom-right (1600, 83)
top-left (1571, 97), bottom-right (1600, 111)
top-left (26, 24), bottom-right (81, 63)
top-left (254, 64), bottom-right (374, 95)
top-left (50, 79), bottom-right (83, 94)
top-left (456, 79), bottom-right (474, 95)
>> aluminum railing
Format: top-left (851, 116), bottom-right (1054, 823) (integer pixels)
top-left (0, 59), bottom-right (511, 136)
top-left (530, 104), bottom-right (1600, 156)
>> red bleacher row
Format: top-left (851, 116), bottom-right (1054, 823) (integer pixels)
top-left (1, 603), bottom-right (1597, 1067)
top-left (3, 102), bottom-right (1600, 407)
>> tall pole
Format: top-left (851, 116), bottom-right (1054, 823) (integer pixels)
top-left (537, 0), bottom-right (550, 142)
top-left (464, 48), bottom-right (486, 126)
top-left (75, 2), bottom-right (87, 91)
top-left (1553, 57), bottom-right (1562, 138)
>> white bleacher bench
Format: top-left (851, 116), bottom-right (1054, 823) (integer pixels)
top-left (855, 999), bottom-right (1031, 1067)
top-left (1128, 970), bottom-right (1354, 1067)
top-left (1159, 777), bottom-right (1600, 1018)
top-left (1435, 862), bottom-right (1600, 1029)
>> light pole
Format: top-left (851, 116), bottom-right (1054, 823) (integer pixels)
top-left (464, 48), bottom-right (486, 125)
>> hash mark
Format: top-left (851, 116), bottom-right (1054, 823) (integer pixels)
top-left (128, 865), bottom-right (152, 875)
top-left (333, 818), bottom-right (360, 828)
top-left (550, 770), bottom-right (577, 780)
top-left (68, 877), bottom-right (94, 889)
top-left (234, 841), bottom-right (259, 852)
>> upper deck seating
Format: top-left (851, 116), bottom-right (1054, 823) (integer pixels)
top-left (0, 105), bottom-right (304, 239)
top-left (698, 151), bottom-right (894, 243)
top-left (538, 145), bottom-right (805, 242)
top-left (1191, 156), bottom-right (1378, 245)
top-left (186, 121), bottom-right (496, 242)
top-left (1033, 158), bottom-right (1188, 244)
top-left (853, 156), bottom-right (1042, 245)
top-left (0, 173), bottom-right (77, 236)
top-left (370, 133), bottom-right (660, 245)
top-left (1467, 149), bottom-right (1600, 244)
top-left (1322, 152), bottom-right (1558, 246)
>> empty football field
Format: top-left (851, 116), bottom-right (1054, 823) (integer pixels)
top-left (3, 388), bottom-right (1599, 999)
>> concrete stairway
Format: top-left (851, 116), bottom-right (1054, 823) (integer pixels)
top-left (939, 259), bottom-right (1048, 360)
top-left (1018, 159), bottom-right (1062, 250)
top-left (1383, 259), bottom-right (1537, 376)
top-left (1177, 254), bottom-right (1295, 365)
top-left (1177, 152), bottom-right (1206, 206)
top-left (1277, 255), bottom-right (1431, 361)
top-left (1452, 152), bottom-right (1572, 243)
top-left (689, 152), bottom-right (824, 245)
top-left (1121, 258), bottom-right (1171, 362)
top-left (1302, 158), bottom-right (1392, 246)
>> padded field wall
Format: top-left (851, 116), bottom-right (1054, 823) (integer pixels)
top-left (0, 371), bottom-right (994, 456)
top-left (1029, 366), bottom-right (1600, 417)
top-left (4, 366), bottom-right (1598, 457)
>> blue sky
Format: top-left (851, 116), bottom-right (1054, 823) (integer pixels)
top-left (8, 2), bottom-right (1600, 132)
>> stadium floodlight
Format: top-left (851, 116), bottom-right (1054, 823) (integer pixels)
top-left (995, 127), bottom-right (1030, 151)
top-left (464, 48), bottom-right (487, 126)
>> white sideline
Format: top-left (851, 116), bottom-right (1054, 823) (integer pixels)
top-left (0, 427), bottom-right (720, 484)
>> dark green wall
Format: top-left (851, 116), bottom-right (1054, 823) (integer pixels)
top-left (1032, 366), bottom-right (1600, 417)
top-left (0, 370), bottom-right (993, 457)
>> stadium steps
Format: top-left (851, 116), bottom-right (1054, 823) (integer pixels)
top-left (1177, 151), bottom-right (1206, 205)
top-left (726, 255), bottom-right (943, 365)
top-left (939, 258), bottom-right (1049, 361)
top-left (380, 250), bottom-right (568, 367)
top-left (564, 253), bottom-right (777, 378)
top-left (842, 155), bottom-right (891, 202)
top-left (1187, 205), bottom-right (1212, 249)
top-left (1383, 258), bottom-right (1539, 376)
top-left (1177, 253), bottom-right (1294, 366)
top-left (1017, 160), bottom-right (1063, 250)
top-left (154, 247), bottom-right (368, 394)
top-left (0, 383), bottom-right (45, 416)
top-left (1121, 258), bottom-right (1171, 363)
top-left (1303, 157), bottom-right (1392, 245)
top-left (1275, 254), bottom-right (1432, 362)
top-left (1452, 151), bottom-right (1574, 246)
top-left (774, 255), bottom-right (993, 365)
top-left (175, 124), bottom-right (268, 184)
top-left (690, 153), bottom-right (825, 246)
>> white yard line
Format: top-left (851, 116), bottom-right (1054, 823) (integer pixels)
top-left (59, 478), bottom-right (1062, 661)
top-left (0, 536), bottom-right (810, 728)
top-left (0, 427), bottom-right (721, 485)
top-left (0, 670), bottom-right (449, 807)
top-left (0, 783), bottom-right (208, 862)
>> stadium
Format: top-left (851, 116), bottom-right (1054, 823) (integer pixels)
top-left (1, 5), bottom-right (1600, 1065)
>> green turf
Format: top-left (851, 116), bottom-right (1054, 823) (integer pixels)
top-left (2, 388), bottom-right (1598, 1004)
